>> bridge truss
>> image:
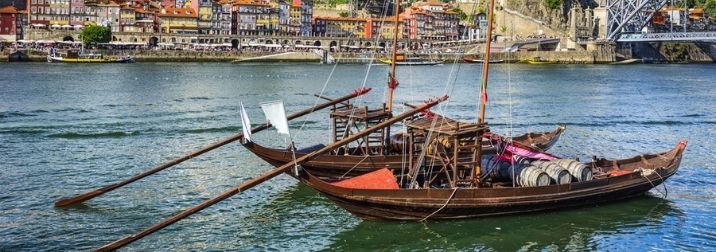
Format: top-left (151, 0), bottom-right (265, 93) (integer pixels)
top-left (606, 0), bottom-right (669, 40)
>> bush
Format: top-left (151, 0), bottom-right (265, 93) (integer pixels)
top-left (706, 0), bottom-right (716, 19)
top-left (545, 0), bottom-right (563, 10)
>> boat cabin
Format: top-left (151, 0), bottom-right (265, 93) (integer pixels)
top-left (404, 114), bottom-right (489, 188)
top-left (330, 102), bottom-right (392, 156)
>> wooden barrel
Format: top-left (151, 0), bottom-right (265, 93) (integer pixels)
top-left (481, 155), bottom-right (531, 179)
top-left (514, 165), bottom-right (551, 187)
top-left (554, 159), bottom-right (593, 182)
top-left (531, 160), bottom-right (572, 185)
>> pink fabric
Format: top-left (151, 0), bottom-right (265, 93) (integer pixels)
top-left (504, 145), bottom-right (557, 161)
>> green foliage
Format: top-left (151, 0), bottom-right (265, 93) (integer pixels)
top-left (674, 0), bottom-right (705, 7)
top-left (80, 25), bottom-right (111, 45)
top-left (705, 0), bottom-right (716, 18)
top-left (339, 11), bottom-right (349, 17)
top-left (451, 7), bottom-right (468, 21)
top-left (545, 0), bottom-right (562, 10)
top-left (327, 0), bottom-right (348, 7)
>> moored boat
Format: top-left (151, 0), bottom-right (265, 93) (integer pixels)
top-left (301, 140), bottom-right (686, 220)
top-left (242, 123), bottom-right (566, 179)
top-left (527, 56), bottom-right (556, 65)
top-left (47, 49), bottom-right (134, 63)
top-left (379, 53), bottom-right (442, 65)
top-left (463, 57), bottom-right (504, 64)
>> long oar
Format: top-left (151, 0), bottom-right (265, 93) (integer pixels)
top-left (54, 88), bottom-right (372, 207)
top-left (96, 95), bottom-right (448, 251)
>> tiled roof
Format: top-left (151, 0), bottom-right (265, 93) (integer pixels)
top-left (0, 5), bottom-right (18, 14)
top-left (160, 7), bottom-right (198, 17)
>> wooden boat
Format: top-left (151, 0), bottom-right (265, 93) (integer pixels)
top-left (242, 123), bottom-right (566, 179)
top-left (47, 49), bottom-right (134, 63)
top-left (291, 0), bottom-right (687, 221)
top-left (609, 59), bottom-right (640, 65)
top-left (527, 56), bottom-right (556, 65)
top-left (301, 140), bottom-right (686, 220)
top-left (463, 57), bottom-right (504, 64)
top-left (379, 53), bottom-right (442, 65)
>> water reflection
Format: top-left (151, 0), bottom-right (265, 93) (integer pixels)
top-left (325, 196), bottom-right (683, 251)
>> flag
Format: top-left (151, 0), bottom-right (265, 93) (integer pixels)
top-left (260, 100), bottom-right (290, 135)
top-left (240, 102), bottom-right (252, 142)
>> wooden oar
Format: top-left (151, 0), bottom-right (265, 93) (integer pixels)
top-left (54, 88), bottom-right (372, 207)
top-left (96, 95), bottom-right (448, 251)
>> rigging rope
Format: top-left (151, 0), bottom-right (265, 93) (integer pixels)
top-left (420, 187), bottom-right (458, 222)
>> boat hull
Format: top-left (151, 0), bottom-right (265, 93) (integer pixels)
top-left (379, 59), bottom-right (443, 65)
top-left (301, 141), bottom-right (686, 220)
top-left (47, 56), bottom-right (134, 63)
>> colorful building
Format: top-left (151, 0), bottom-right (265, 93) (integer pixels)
top-left (288, 0), bottom-right (299, 35)
top-left (299, 0), bottom-right (310, 36)
top-left (0, 5), bottom-right (18, 41)
top-left (313, 16), bottom-right (365, 38)
top-left (219, 0), bottom-right (230, 35)
top-left (159, 6), bottom-right (197, 34)
top-left (231, 0), bottom-right (277, 36)
top-left (365, 16), bottom-right (402, 39)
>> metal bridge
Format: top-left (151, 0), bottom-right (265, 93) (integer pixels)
top-left (605, 0), bottom-right (715, 42)
top-left (617, 32), bottom-right (716, 42)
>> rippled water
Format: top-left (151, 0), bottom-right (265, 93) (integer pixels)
top-left (1, 62), bottom-right (715, 251)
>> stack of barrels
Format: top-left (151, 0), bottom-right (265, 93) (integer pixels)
top-left (481, 155), bottom-right (593, 187)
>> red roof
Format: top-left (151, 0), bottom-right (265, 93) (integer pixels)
top-left (160, 7), bottom-right (197, 17)
top-left (0, 5), bottom-right (18, 14)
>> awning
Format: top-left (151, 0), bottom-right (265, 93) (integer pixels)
top-left (62, 24), bottom-right (72, 28)
top-left (157, 43), bottom-right (174, 46)
top-left (73, 24), bottom-right (84, 28)
top-left (31, 24), bottom-right (46, 27)
top-left (51, 24), bottom-right (61, 28)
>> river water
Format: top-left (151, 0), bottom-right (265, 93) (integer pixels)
top-left (1, 62), bottom-right (715, 251)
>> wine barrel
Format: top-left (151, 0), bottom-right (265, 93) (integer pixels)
top-left (481, 155), bottom-right (531, 179)
top-left (514, 165), bottom-right (551, 187)
top-left (531, 160), bottom-right (572, 185)
top-left (554, 159), bottom-right (593, 182)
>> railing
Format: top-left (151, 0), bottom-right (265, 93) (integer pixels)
top-left (617, 32), bottom-right (716, 42)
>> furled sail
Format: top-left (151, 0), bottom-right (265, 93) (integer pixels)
top-left (240, 102), bottom-right (252, 142)
top-left (260, 100), bottom-right (290, 135)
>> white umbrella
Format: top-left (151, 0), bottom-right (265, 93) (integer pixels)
top-left (51, 24), bottom-right (61, 28)
top-left (73, 24), bottom-right (84, 29)
top-left (31, 24), bottom-right (46, 27)
top-left (61, 24), bottom-right (72, 28)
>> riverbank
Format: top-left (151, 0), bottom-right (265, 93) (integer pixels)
top-left (3, 44), bottom-right (714, 63)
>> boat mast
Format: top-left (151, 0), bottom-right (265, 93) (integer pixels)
top-left (475, 0), bottom-right (496, 184)
top-left (386, 0), bottom-right (401, 112)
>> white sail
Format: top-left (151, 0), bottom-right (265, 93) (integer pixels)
top-left (260, 100), bottom-right (290, 135)
top-left (240, 102), bottom-right (252, 142)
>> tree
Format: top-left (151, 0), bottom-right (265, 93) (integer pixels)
top-left (706, 0), bottom-right (716, 19)
top-left (545, 0), bottom-right (562, 10)
top-left (80, 25), bottom-right (111, 45)
top-left (339, 11), bottom-right (349, 17)
top-left (451, 7), bottom-right (468, 21)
